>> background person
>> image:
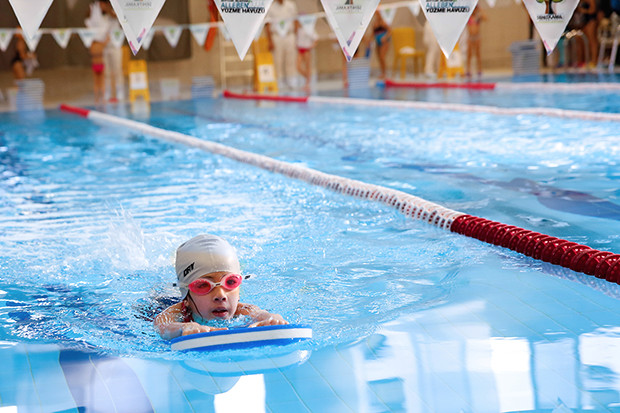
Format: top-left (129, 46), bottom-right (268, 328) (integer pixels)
top-left (265, 0), bottom-right (300, 90)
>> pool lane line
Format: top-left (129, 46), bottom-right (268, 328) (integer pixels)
top-left (222, 91), bottom-right (620, 123)
top-left (384, 79), bottom-right (496, 90)
top-left (383, 80), bottom-right (620, 92)
top-left (223, 90), bottom-right (309, 103)
top-left (59, 103), bottom-right (620, 285)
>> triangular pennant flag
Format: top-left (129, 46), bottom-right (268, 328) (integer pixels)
top-left (109, 27), bottom-right (126, 48)
top-left (419, 0), bottom-right (478, 57)
top-left (51, 28), bottom-right (72, 49)
top-left (141, 28), bottom-right (156, 50)
top-left (321, 0), bottom-right (380, 62)
top-left (162, 25), bottom-right (183, 48)
top-left (8, 0), bottom-right (53, 40)
top-left (214, 0), bottom-right (274, 60)
top-left (23, 31), bottom-right (42, 51)
top-left (77, 28), bottom-right (95, 48)
top-left (273, 18), bottom-right (292, 38)
top-left (523, 0), bottom-right (579, 54)
top-left (254, 21), bottom-right (267, 40)
top-left (221, 24), bottom-right (231, 41)
top-left (190, 23), bottom-right (209, 46)
top-left (109, 0), bottom-right (166, 55)
top-left (379, 7), bottom-right (397, 25)
top-left (408, 2), bottom-right (421, 16)
top-left (0, 29), bottom-right (14, 52)
top-left (298, 14), bottom-right (318, 37)
top-left (486, 0), bottom-right (497, 6)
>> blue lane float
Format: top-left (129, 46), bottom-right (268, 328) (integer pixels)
top-left (170, 324), bottom-right (313, 352)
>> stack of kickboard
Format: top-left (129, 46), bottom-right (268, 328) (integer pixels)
top-left (509, 40), bottom-right (541, 75)
top-left (191, 76), bottom-right (215, 99)
top-left (15, 79), bottom-right (44, 111)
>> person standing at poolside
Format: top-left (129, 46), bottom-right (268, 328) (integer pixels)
top-left (466, 5), bottom-right (487, 78)
top-left (371, 10), bottom-right (391, 80)
top-left (100, 0), bottom-right (124, 102)
top-left (265, 0), bottom-right (299, 90)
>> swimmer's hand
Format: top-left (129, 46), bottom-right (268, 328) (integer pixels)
top-left (181, 322), bottom-right (227, 336)
top-left (248, 313), bottom-right (289, 328)
top-left (236, 303), bottom-right (289, 328)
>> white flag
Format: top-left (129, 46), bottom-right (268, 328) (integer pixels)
top-left (321, 0), bottom-right (380, 62)
top-left (214, 0), bottom-right (274, 60)
top-left (162, 26), bottom-right (183, 48)
top-left (77, 28), bottom-right (96, 48)
top-left (298, 14), bottom-right (318, 37)
top-left (141, 28), bottom-right (156, 50)
top-left (109, 0), bottom-right (166, 55)
top-left (408, 2), bottom-right (421, 16)
top-left (523, 0), bottom-right (579, 54)
top-left (51, 29), bottom-right (72, 49)
top-left (8, 0), bottom-right (53, 40)
top-left (109, 27), bottom-right (126, 48)
top-left (23, 31), bottom-right (42, 51)
top-left (379, 7), bottom-right (397, 25)
top-left (0, 29), bottom-right (14, 52)
top-left (190, 23), bottom-right (209, 46)
top-left (272, 18), bottom-right (292, 37)
top-left (419, 0), bottom-right (478, 57)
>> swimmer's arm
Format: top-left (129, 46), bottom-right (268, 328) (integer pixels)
top-left (236, 302), bottom-right (289, 327)
top-left (153, 302), bottom-right (225, 340)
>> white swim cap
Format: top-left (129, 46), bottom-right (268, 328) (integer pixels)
top-left (175, 234), bottom-right (241, 298)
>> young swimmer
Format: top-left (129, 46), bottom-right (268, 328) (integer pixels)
top-left (154, 234), bottom-right (288, 340)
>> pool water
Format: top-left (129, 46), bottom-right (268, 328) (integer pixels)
top-left (1, 90), bottom-right (619, 412)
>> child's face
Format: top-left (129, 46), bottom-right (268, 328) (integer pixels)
top-left (187, 271), bottom-right (240, 320)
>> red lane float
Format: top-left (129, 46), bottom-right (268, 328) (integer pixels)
top-left (450, 215), bottom-right (619, 283)
top-left (223, 90), bottom-right (309, 103)
top-left (59, 104), bottom-right (90, 117)
top-left (384, 79), bottom-right (496, 90)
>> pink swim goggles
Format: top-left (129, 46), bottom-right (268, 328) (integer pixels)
top-left (186, 273), bottom-right (251, 295)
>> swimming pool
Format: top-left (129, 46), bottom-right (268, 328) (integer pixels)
top-left (1, 89), bottom-right (619, 412)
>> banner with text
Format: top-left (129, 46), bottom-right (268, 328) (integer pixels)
top-left (419, 0), bottom-right (478, 57)
top-left (523, 0), bottom-right (579, 54)
top-left (214, 0), bottom-right (274, 60)
top-left (321, 0), bottom-right (380, 62)
top-left (110, 0), bottom-right (166, 54)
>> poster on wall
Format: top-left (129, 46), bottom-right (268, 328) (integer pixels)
top-left (523, 0), bottom-right (579, 54)
top-left (109, 0), bottom-right (167, 54)
top-left (419, 0), bottom-right (478, 57)
top-left (213, 0), bottom-right (274, 60)
top-left (8, 0), bottom-right (54, 40)
top-left (321, 0), bottom-right (380, 61)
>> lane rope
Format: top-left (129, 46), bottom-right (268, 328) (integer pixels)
top-left (222, 90), bottom-right (620, 123)
top-left (60, 103), bottom-right (620, 284)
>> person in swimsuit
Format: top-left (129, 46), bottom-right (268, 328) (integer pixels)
top-left (90, 40), bottom-right (106, 105)
top-left (371, 10), bottom-right (391, 80)
top-left (296, 23), bottom-right (318, 93)
top-left (154, 234), bottom-right (288, 340)
top-left (577, 0), bottom-right (598, 67)
top-left (11, 29), bottom-right (37, 83)
top-left (466, 5), bottom-right (487, 78)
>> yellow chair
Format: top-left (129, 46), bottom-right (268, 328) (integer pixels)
top-left (252, 36), bottom-right (278, 93)
top-left (128, 59), bottom-right (150, 102)
top-left (392, 27), bottom-right (425, 79)
top-left (438, 43), bottom-right (465, 79)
